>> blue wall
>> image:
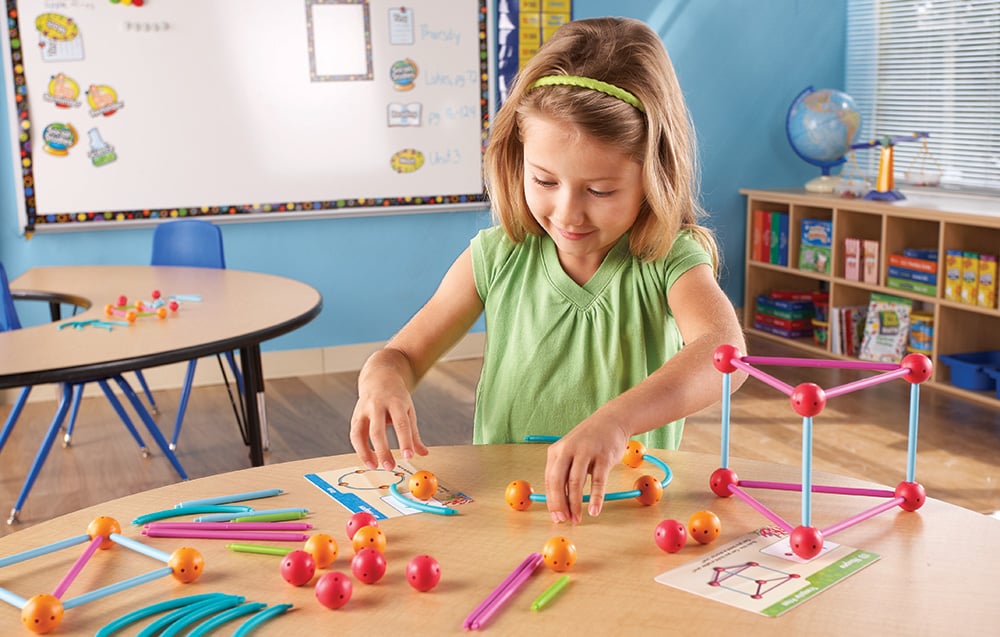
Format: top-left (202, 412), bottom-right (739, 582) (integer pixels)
top-left (0, 1), bottom-right (844, 353)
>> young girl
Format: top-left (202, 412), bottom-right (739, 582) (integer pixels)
top-left (351, 17), bottom-right (746, 524)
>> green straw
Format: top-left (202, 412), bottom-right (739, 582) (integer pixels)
top-left (531, 575), bottom-right (570, 611)
top-left (226, 543), bottom-right (294, 556)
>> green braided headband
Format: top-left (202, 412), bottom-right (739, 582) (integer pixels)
top-left (529, 75), bottom-right (645, 112)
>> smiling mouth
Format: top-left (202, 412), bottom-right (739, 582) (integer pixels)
top-left (556, 227), bottom-right (591, 241)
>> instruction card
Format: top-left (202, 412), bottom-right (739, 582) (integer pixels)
top-left (655, 526), bottom-right (879, 617)
top-left (305, 461), bottom-right (473, 520)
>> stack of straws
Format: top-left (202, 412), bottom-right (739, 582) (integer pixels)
top-left (463, 553), bottom-right (544, 630)
top-left (132, 489), bottom-right (311, 543)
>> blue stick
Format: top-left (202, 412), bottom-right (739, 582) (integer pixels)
top-left (389, 482), bottom-right (458, 515)
top-left (175, 489), bottom-right (284, 509)
top-left (0, 534), bottom-right (89, 568)
top-left (62, 567), bottom-right (173, 609)
top-left (906, 383), bottom-right (920, 483)
top-left (802, 416), bottom-right (813, 528)
top-left (0, 585), bottom-right (27, 609)
top-left (110, 533), bottom-right (171, 563)
top-left (233, 603), bottom-right (293, 637)
top-left (96, 594), bottom-right (229, 637)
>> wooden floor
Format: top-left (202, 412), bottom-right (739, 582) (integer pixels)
top-left (1, 336), bottom-right (998, 537)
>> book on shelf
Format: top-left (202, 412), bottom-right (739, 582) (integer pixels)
top-left (862, 240), bottom-right (880, 284)
top-left (755, 294), bottom-right (814, 320)
top-left (887, 253), bottom-right (937, 274)
top-left (752, 320), bottom-right (812, 339)
top-left (753, 312), bottom-right (813, 331)
top-left (751, 209), bottom-right (788, 265)
top-left (887, 266), bottom-right (937, 285)
top-left (799, 218), bottom-right (832, 274)
top-left (770, 211), bottom-right (789, 266)
top-left (886, 277), bottom-right (936, 297)
top-left (858, 293), bottom-right (912, 363)
top-left (902, 248), bottom-right (938, 261)
top-left (828, 305), bottom-right (867, 357)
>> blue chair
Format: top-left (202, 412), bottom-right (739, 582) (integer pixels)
top-left (0, 261), bottom-right (187, 524)
top-left (149, 219), bottom-right (246, 450)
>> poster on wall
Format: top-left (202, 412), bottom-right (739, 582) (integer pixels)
top-left (496, 0), bottom-right (571, 106)
top-left (1, 0), bottom-right (492, 234)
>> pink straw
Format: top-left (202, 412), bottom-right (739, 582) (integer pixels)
top-left (144, 522), bottom-right (313, 532)
top-left (469, 553), bottom-right (544, 630)
top-left (821, 497), bottom-right (905, 536)
top-left (464, 553), bottom-right (542, 630)
top-left (141, 528), bottom-right (309, 542)
top-left (728, 485), bottom-right (792, 532)
top-left (52, 535), bottom-right (104, 599)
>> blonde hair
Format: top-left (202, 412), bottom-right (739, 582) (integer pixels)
top-left (484, 17), bottom-right (719, 270)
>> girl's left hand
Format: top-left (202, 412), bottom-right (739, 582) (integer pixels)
top-left (542, 417), bottom-right (630, 524)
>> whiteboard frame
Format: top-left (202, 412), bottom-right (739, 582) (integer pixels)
top-left (1, 0), bottom-right (495, 235)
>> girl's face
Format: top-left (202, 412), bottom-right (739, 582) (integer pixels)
top-left (521, 114), bottom-right (644, 284)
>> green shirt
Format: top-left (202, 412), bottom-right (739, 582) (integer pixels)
top-left (470, 227), bottom-right (712, 449)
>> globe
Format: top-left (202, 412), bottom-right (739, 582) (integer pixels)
top-left (785, 87), bottom-right (862, 192)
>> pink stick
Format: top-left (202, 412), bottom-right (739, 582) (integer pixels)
top-left (732, 359), bottom-right (794, 395)
top-left (728, 485), bottom-right (793, 532)
top-left (144, 522), bottom-right (313, 531)
top-left (738, 480), bottom-right (894, 498)
top-left (824, 367), bottom-right (910, 398)
top-left (464, 553), bottom-right (541, 630)
top-left (141, 528), bottom-right (309, 542)
top-left (52, 536), bottom-right (104, 599)
top-left (742, 355), bottom-right (898, 371)
top-left (821, 497), bottom-right (905, 536)
top-left (470, 553), bottom-right (544, 630)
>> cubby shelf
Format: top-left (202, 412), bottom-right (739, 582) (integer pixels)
top-left (742, 188), bottom-right (1000, 408)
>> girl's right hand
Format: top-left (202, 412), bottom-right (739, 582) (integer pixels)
top-left (350, 358), bottom-right (428, 470)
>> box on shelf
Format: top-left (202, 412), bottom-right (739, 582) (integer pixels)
top-left (944, 249), bottom-right (963, 301)
top-left (799, 218), bottom-right (832, 274)
top-left (939, 350), bottom-right (1000, 392)
top-left (908, 311), bottom-right (934, 354)
top-left (961, 251), bottom-right (979, 304)
top-left (844, 237), bottom-right (860, 281)
top-left (978, 254), bottom-right (997, 309)
top-left (863, 240), bottom-right (879, 284)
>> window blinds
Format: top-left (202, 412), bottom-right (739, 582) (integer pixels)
top-left (846, 0), bottom-right (1000, 191)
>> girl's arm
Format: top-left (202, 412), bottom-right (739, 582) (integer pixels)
top-left (350, 247), bottom-right (484, 470)
top-left (543, 263), bottom-right (747, 523)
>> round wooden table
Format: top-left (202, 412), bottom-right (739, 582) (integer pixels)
top-left (2, 265), bottom-right (323, 467)
top-left (0, 445), bottom-right (995, 636)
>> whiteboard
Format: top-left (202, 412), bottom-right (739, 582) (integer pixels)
top-left (1, 0), bottom-right (491, 233)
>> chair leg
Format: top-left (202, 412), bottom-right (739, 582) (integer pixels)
top-left (111, 375), bottom-right (188, 480)
top-left (8, 384), bottom-right (73, 525)
top-left (96, 380), bottom-right (150, 457)
top-left (133, 370), bottom-right (160, 415)
top-left (62, 383), bottom-right (85, 447)
top-left (170, 360), bottom-right (199, 451)
top-left (0, 386), bottom-right (32, 453)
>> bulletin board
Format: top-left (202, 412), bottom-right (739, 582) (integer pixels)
top-left (1, 0), bottom-right (491, 234)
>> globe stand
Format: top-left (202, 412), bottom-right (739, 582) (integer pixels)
top-left (804, 175), bottom-right (838, 193)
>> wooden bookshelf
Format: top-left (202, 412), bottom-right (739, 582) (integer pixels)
top-left (742, 188), bottom-right (1000, 408)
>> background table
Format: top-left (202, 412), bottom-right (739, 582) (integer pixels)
top-left (2, 265), bottom-right (322, 466)
top-left (0, 445), bottom-right (995, 636)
